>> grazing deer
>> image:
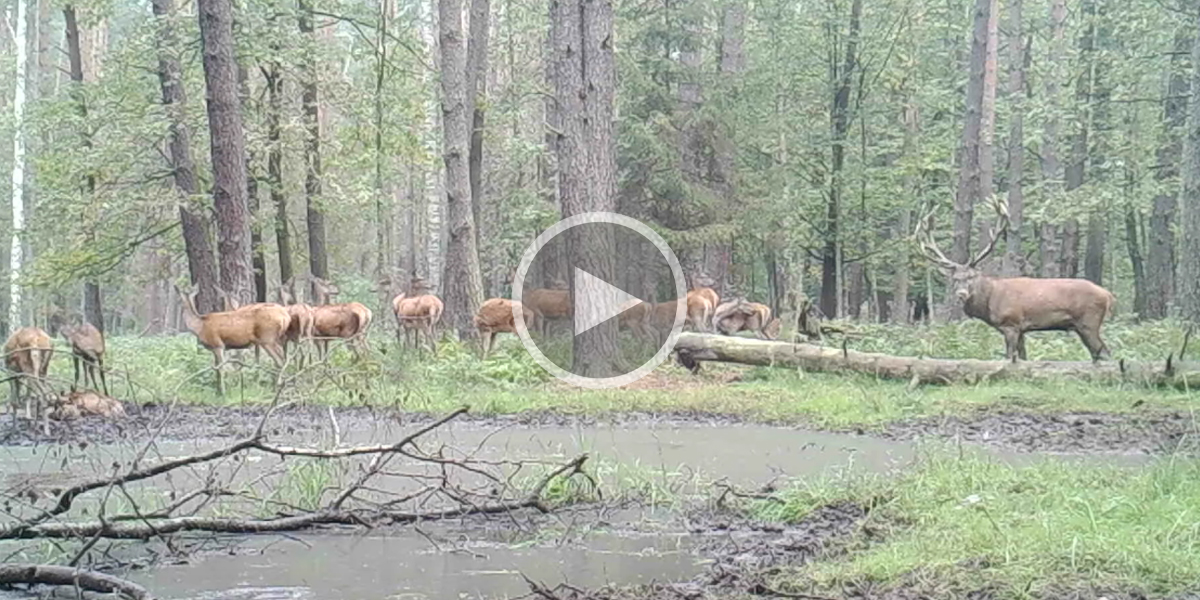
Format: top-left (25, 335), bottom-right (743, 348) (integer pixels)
top-left (311, 277), bottom-right (373, 359)
top-left (915, 198), bottom-right (1116, 363)
top-left (618, 299), bottom-right (682, 345)
top-left (686, 287), bottom-right (719, 332)
top-left (4, 327), bottom-right (51, 423)
top-left (474, 298), bottom-right (536, 359)
top-left (523, 280), bottom-right (570, 336)
top-left (392, 278), bottom-right (444, 352)
top-left (712, 299), bottom-right (780, 339)
top-left (59, 319), bottom-right (108, 396)
top-left (278, 284), bottom-right (316, 366)
top-left (175, 284), bottom-right (290, 395)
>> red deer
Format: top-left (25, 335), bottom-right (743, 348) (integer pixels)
top-left (50, 390), bottom-right (125, 420)
top-left (392, 278), bottom-right (444, 352)
top-left (686, 287), bottom-right (719, 332)
top-left (618, 299), bottom-right (683, 345)
top-left (4, 327), bottom-right (51, 423)
top-left (59, 319), bottom-right (108, 396)
top-left (474, 298), bottom-right (536, 359)
top-left (311, 277), bottom-right (374, 359)
top-left (524, 280), bottom-right (571, 336)
top-left (713, 299), bottom-right (780, 339)
top-left (279, 280), bottom-right (316, 365)
top-left (176, 285), bottom-right (290, 395)
top-left (915, 200), bottom-right (1115, 363)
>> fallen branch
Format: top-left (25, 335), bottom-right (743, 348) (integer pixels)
top-left (0, 563), bottom-right (153, 600)
top-left (674, 333), bottom-right (1200, 389)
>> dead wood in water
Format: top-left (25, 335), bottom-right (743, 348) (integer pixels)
top-left (0, 563), bottom-right (154, 599)
top-left (674, 333), bottom-right (1200, 389)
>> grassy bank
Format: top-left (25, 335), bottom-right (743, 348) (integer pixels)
top-left (751, 451), bottom-right (1200, 598)
top-left (79, 317), bottom-right (1200, 428)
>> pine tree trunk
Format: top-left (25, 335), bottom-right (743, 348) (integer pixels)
top-left (1002, 0), bottom-right (1026, 277)
top-left (552, 0), bottom-right (619, 376)
top-left (1178, 9), bottom-right (1200, 323)
top-left (238, 63), bottom-right (267, 302)
top-left (1038, 0), bottom-right (1066, 278)
top-left (1124, 207), bottom-right (1146, 317)
top-left (439, 0), bottom-right (485, 336)
top-left (1145, 26), bottom-right (1190, 319)
top-left (820, 0), bottom-right (861, 319)
top-left (265, 59), bottom-right (292, 288)
top-left (299, 0), bottom-right (328, 290)
top-left (153, 0), bottom-right (220, 315)
top-left (8, 0), bottom-right (27, 331)
top-left (65, 6), bottom-right (104, 330)
top-left (197, 0), bottom-right (254, 305)
top-left (465, 0), bottom-right (489, 257)
top-left (374, 0), bottom-right (390, 283)
top-left (1061, 0), bottom-right (1098, 281)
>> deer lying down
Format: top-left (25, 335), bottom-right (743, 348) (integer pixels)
top-left (50, 390), bottom-right (126, 420)
top-left (475, 298), bottom-right (536, 359)
top-left (916, 198), bottom-right (1116, 362)
top-left (4, 327), bottom-right (51, 424)
top-left (712, 299), bottom-right (780, 339)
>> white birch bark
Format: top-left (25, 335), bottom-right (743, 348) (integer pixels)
top-left (9, 0), bottom-right (28, 329)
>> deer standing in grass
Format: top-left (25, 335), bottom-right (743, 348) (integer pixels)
top-left (4, 327), bottom-right (51, 423)
top-left (58, 318), bottom-right (108, 396)
top-left (392, 278), bottom-right (443, 352)
top-left (279, 277), bottom-right (316, 365)
top-left (311, 277), bottom-right (373, 360)
top-left (915, 198), bottom-right (1116, 363)
top-left (175, 284), bottom-right (290, 395)
top-left (474, 298), bottom-right (535, 359)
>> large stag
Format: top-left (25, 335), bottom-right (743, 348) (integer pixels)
top-left (915, 199), bottom-right (1115, 363)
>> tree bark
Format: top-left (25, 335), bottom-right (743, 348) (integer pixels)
top-left (1061, 0), bottom-right (1099, 281)
top-left (239, 63), bottom-right (267, 302)
top-left (65, 6), bottom-right (104, 331)
top-left (1146, 27), bottom-right (1190, 319)
top-left (374, 0), bottom-right (390, 283)
top-left (300, 0), bottom-right (329, 290)
top-left (197, 0), bottom-right (254, 306)
top-left (1038, 0), bottom-right (1066, 278)
top-left (820, 0), bottom-right (861, 319)
top-left (265, 57), bottom-right (292, 288)
top-left (465, 0), bottom-right (490, 257)
top-left (1178, 9), bottom-right (1200, 323)
top-left (439, 0), bottom-right (485, 336)
top-left (8, 0), bottom-right (27, 331)
top-left (1001, 0), bottom-right (1025, 277)
top-left (674, 333), bottom-right (1200, 390)
top-left (1124, 206), bottom-right (1146, 317)
top-left (552, 0), bottom-right (619, 375)
top-left (153, 0), bottom-right (221, 315)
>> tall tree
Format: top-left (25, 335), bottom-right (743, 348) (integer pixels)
top-left (1179, 8), bottom-right (1200, 323)
top-left (8, 0), bottom-right (28, 331)
top-left (465, 0), bottom-right (490, 254)
top-left (265, 55), bottom-right (293, 287)
top-left (1001, 0), bottom-right (1026, 277)
top-left (373, 0), bottom-right (391, 282)
top-left (438, 0), bottom-right (485, 335)
top-left (1038, 0), bottom-right (1066, 278)
top-left (197, 0), bottom-right (255, 305)
top-left (552, 0), bottom-right (618, 375)
top-left (239, 63), bottom-right (268, 302)
top-left (299, 0), bottom-right (329, 292)
top-left (819, 0), bottom-right (862, 318)
top-left (65, 6), bottom-right (103, 331)
top-left (153, 0), bottom-right (221, 314)
top-left (1145, 26), bottom-right (1190, 318)
top-left (951, 0), bottom-right (999, 289)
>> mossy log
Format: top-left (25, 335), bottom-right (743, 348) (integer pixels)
top-left (673, 333), bottom-right (1200, 389)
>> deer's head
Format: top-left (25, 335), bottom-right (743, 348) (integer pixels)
top-left (913, 197), bottom-right (1010, 303)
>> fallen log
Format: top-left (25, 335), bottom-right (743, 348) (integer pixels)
top-left (0, 564), bottom-right (153, 599)
top-left (673, 333), bottom-right (1200, 389)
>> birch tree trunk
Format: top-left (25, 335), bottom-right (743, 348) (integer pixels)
top-left (423, 0), bottom-right (443, 292)
top-left (8, 0), bottom-right (27, 331)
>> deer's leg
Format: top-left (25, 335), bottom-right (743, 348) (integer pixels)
top-left (1000, 327), bottom-right (1021, 363)
top-left (1017, 333), bottom-right (1028, 361)
top-left (71, 355), bottom-right (80, 392)
top-left (1075, 327), bottom-right (1109, 362)
top-left (213, 349), bottom-right (226, 397)
top-left (98, 357), bottom-right (109, 397)
top-left (10, 378), bottom-right (19, 423)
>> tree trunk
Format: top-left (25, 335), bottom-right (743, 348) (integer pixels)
top-left (1124, 207), bottom-right (1146, 317)
top-left (153, 0), bottom-right (220, 315)
top-left (1145, 27), bottom-right (1190, 319)
top-left (238, 63), bottom-right (267, 302)
top-left (197, 0), bottom-right (254, 306)
top-left (422, 0), bottom-right (443, 292)
top-left (673, 333), bottom-right (1200, 390)
top-left (265, 58), bottom-right (292, 288)
top-left (820, 0), bottom-right (861, 319)
top-left (707, 0), bottom-right (745, 294)
top-left (439, 0), bottom-right (485, 336)
top-left (1001, 0), bottom-right (1025, 277)
top-left (65, 6), bottom-right (103, 331)
top-left (374, 0), bottom-right (390, 283)
top-left (1038, 0), bottom-right (1066, 279)
top-left (299, 0), bottom-right (328, 290)
top-left (552, 0), bottom-right (619, 376)
top-left (1061, 0), bottom-right (1098, 281)
top-left (8, 0), bottom-right (27, 330)
top-left (1178, 9), bottom-right (1200, 323)
top-left (465, 0), bottom-right (489, 258)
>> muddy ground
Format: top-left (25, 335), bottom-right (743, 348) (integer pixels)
top-left (0, 403), bottom-right (1194, 455)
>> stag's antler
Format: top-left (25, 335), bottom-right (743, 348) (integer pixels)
top-left (913, 205), bottom-right (959, 270)
top-left (968, 196), bottom-right (1011, 268)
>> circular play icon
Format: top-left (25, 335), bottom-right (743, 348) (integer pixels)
top-left (511, 212), bottom-right (687, 389)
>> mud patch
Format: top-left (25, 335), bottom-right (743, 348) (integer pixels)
top-left (880, 409), bottom-right (1200, 454)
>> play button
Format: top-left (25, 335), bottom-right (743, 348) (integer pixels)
top-left (573, 267), bottom-right (642, 336)
top-left (512, 212), bottom-right (687, 389)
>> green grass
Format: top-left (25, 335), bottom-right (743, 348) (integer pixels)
top-left (77, 317), bottom-right (1200, 429)
top-left (750, 450), bottom-right (1200, 598)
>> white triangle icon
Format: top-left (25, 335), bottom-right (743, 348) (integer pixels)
top-left (573, 267), bottom-right (642, 336)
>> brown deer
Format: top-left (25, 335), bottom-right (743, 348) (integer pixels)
top-left (713, 299), bottom-right (780, 339)
top-left (4, 327), bottom-right (51, 422)
top-left (311, 277), bottom-right (373, 359)
top-left (58, 319), bottom-right (108, 396)
top-left (175, 284), bottom-right (291, 395)
top-left (686, 287), bottom-right (719, 332)
top-left (915, 199), bottom-right (1116, 363)
top-left (392, 278), bottom-right (443, 352)
top-left (618, 299), bottom-right (682, 345)
top-left (474, 298), bottom-right (536, 359)
top-left (523, 279), bottom-right (571, 336)
top-left (278, 279), bottom-right (316, 365)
